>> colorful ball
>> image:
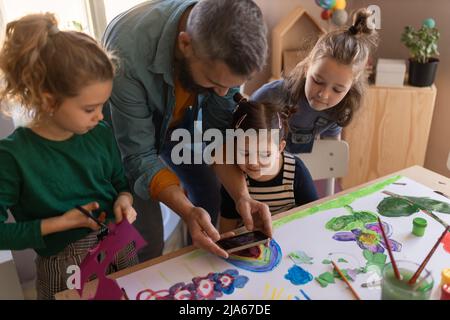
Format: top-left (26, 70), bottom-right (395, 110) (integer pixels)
top-left (335, 0), bottom-right (346, 10)
top-left (316, 0), bottom-right (334, 9)
top-left (328, 0), bottom-right (337, 9)
top-left (321, 9), bottom-right (332, 20)
top-left (332, 9), bottom-right (348, 26)
top-left (423, 18), bottom-right (436, 28)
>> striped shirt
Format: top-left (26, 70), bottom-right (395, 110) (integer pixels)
top-left (220, 152), bottom-right (318, 219)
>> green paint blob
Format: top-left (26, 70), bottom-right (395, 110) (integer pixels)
top-left (325, 206), bottom-right (377, 231)
top-left (319, 272), bottom-right (335, 284)
top-left (274, 175), bottom-right (401, 229)
top-left (315, 277), bottom-right (329, 288)
top-left (288, 251), bottom-right (314, 265)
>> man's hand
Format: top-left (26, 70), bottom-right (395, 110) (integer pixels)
top-left (184, 207), bottom-right (235, 259)
top-left (113, 192), bottom-right (137, 224)
top-left (235, 196), bottom-right (273, 238)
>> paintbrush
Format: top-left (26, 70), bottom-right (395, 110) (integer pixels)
top-left (361, 279), bottom-right (382, 288)
top-left (377, 217), bottom-right (402, 280)
top-left (408, 226), bottom-right (450, 285)
top-left (331, 260), bottom-right (361, 300)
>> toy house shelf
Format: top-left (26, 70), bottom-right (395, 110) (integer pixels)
top-left (271, 6), bottom-right (325, 80)
top-left (341, 84), bottom-right (437, 189)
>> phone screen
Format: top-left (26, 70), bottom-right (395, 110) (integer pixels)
top-left (216, 230), bottom-right (270, 253)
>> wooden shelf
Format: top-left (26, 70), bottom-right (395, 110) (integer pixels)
top-left (341, 84), bottom-right (437, 189)
top-left (271, 6), bottom-right (325, 79)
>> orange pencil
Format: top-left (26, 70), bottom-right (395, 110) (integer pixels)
top-left (331, 260), bottom-right (361, 300)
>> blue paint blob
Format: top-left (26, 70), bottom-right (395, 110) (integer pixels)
top-left (284, 265), bottom-right (313, 285)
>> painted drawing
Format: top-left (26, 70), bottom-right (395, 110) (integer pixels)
top-left (135, 269), bottom-right (249, 300)
top-left (116, 176), bottom-right (450, 300)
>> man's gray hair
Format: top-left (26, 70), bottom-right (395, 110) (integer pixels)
top-left (187, 0), bottom-right (267, 76)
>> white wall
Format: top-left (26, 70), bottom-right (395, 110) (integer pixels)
top-left (245, 0), bottom-right (327, 95)
top-left (0, 115), bottom-right (37, 286)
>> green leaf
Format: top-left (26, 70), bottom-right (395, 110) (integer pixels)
top-left (325, 215), bottom-right (356, 231)
top-left (363, 249), bottom-right (374, 262)
top-left (401, 24), bottom-right (439, 61)
top-left (325, 207), bottom-right (378, 231)
top-left (338, 258), bottom-right (348, 263)
top-left (406, 197), bottom-right (450, 214)
top-left (373, 253), bottom-right (387, 265)
top-left (322, 259), bottom-right (332, 265)
top-left (377, 197), bottom-right (419, 217)
top-left (354, 211), bottom-right (378, 224)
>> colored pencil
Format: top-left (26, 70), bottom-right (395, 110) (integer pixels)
top-left (408, 226), bottom-right (450, 285)
top-left (331, 260), bottom-right (361, 300)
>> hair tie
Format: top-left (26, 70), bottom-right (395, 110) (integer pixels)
top-left (48, 25), bottom-right (60, 36)
top-left (235, 114), bottom-right (248, 129)
top-left (276, 112), bottom-right (282, 129)
top-left (348, 25), bottom-right (358, 35)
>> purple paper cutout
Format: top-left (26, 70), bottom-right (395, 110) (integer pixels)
top-left (76, 219), bottom-right (147, 300)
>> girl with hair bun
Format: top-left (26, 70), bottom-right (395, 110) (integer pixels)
top-left (252, 8), bottom-right (379, 154)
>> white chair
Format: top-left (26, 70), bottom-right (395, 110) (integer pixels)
top-left (447, 150), bottom-right (450, 171)
top-left (295, 139), bottom-right (349, 196)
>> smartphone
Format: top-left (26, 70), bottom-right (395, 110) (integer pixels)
top-left (216, 230), bottom-right (270, 254)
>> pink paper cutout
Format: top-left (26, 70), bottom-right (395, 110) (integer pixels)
top-left (76, 219), bottom-right (147, 300)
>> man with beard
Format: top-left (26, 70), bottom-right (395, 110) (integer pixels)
top-left (102, 0), bottom-right (271, 261)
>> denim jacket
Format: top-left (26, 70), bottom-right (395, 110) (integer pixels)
top-left (102, 0), bottom-right (238, 199)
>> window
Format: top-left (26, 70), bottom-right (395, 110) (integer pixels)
top-left (104, 0), bottom-right (147, 23)
top-left (2, 0), bottom-right (92, 34)
top-left (0, 1), bottom-right (151, 38)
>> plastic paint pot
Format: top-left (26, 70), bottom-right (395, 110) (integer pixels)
top-left (412, 217), bottom-right (427, 237)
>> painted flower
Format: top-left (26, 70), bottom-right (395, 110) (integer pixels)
top-left (135, 269), bottom-right (249, 300)
top-left (168, 282), bottom-right (197, 300)
top-left (192, 275), bottom-right (221, 300)
top-left (332, 221), bottom-right (402, 253)
top-left (212, 269), bottom-right (249, 295)
top-left (136, 288), bottom-right (170, 300)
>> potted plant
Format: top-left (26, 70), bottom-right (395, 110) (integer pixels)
top-left (401, 18), bottom-right (440, 87)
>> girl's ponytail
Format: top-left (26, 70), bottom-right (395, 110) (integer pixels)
top-left (0, 13), bottom-right (58, 115)
top-left (0, 13), bottom-right (115, 124)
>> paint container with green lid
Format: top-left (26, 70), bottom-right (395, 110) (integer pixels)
top-left (412, 217), bottom-right (427, 237)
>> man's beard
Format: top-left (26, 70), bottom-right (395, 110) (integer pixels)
top-left (175, 57), bottom-right (209, 94)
